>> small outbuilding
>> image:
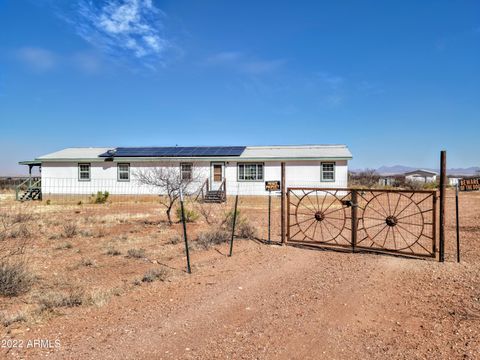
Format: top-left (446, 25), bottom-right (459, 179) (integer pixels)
top-left (404, 169), bottom-right (438, 183)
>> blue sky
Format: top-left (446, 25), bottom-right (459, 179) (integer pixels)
top-left (0, 0), bottom-right (479, 175)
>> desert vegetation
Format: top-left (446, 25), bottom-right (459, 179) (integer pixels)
top-left (0, 190), bottom-right (261, 333)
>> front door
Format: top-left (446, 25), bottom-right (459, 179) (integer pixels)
top-left (211, 162), bottom-right (225, 190)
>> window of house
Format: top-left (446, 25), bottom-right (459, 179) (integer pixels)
top-left (180, 163), bottom-right (193, 181)
top-left (238, 163), bottom-right (264, 181)
top-left (118, 163), bottom-right (130, 181)
top-left (321, 162), bottom-right (335, 182)
top-left (78, 163), bottom-right (91, 181)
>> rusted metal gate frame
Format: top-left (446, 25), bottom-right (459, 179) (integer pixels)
top-left (286, 187), bottom-right (437, 259)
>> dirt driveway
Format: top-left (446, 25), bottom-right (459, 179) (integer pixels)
top-left (2, 191), bottom-right (480, 359)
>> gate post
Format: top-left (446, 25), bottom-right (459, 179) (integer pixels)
top-left (439, 150), bottom-right (446, 263)
top-left (281, 162), bottom-right (286, 245)
top-left (351, 190), bottom-right (358, 252)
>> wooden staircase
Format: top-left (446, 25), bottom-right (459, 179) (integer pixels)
top-left (16, 178), bottom-right (42, 202)
top-left (196, 178), bottom-right (226, 203)
top-left (203, 190), bottom-right (226, 203)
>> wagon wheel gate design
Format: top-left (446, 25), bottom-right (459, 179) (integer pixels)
top-left (287, 188), bottom-right (436, 258)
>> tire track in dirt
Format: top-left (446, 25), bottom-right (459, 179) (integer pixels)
top-left (7, 243), bottom-right (433, 360)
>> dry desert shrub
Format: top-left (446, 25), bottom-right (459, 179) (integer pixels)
top-left (195, 229), bottom-right (230, 250)
top-left (38, 288), bottom-right (84, 311)
top-left (236, 222), bottom-right (257, 239)
top-left (86, 289), bottom-right (113, 307)
top-left (141, 267), bottom-right (169, 283)
top-left (223, 209), bottom-right (257, 239)
top-left (55, 242), bottom-right (73, 250)
top-left (169, 234), bottom-right (182, 245)
top-left (62, 223), bottom-right (77, 238)
top-left (0, 261), bottom-right (33, 297)
top-left (127, 248), bottom-right (146, 259)
top-left (175, 206), bottom-right (199, 223)
top-left (105, 247), bottom-right (121, 256)
top-left (79, 258), bottom-right (96, 267)
top-left (0, 311), bottom-right (27, 327)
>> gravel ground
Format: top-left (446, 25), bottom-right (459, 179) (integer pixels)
top-left (2, 190), bottom-right (479, 359)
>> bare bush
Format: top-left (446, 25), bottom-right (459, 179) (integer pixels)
top-left (192, 202), bottom-right (217, 225)
top-left (127, 248), bottom-right (146, 259)
top-left (0, 261), bottom-right (33, 297)
top-left (222, 209), bottom-right (257, 239)
top-left (134, 167), bottom-right (199, 225)
top-left (105, 247), bottom-right (121, 256)
top-left (237, 222), bottom-right (257, 239)
top-left (79, 258), bottom-right (96, 267)
top-left (142, 267), bottom-right (169, 283)
top-left (349, 169), bottom-right (380, 188)
top-left (195, 229), bottom-right (230, 250)
top-left (169, 235), bottom-right (182, 245)
top-left (55, 242), bottom-right (73, 250)
top-left (0, 209), bottom-right (32, 261)
top-left (38, 289), bottom-right (84, 311)
top-left (0, 311), bottom-right (27, 327)
top-left (62, 223), bottom-right (78, 238)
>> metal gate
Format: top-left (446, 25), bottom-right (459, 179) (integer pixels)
top-left (287, 188), bottom-right (436, 258)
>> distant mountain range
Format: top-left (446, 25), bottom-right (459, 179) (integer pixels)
top-left (352, 165), bottom-right (480, 176)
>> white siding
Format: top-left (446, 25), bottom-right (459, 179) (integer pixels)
top-left (41, 159), bottom-right (349, 196)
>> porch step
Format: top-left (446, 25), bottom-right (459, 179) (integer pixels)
top-left (19, 188), bottom-right (42, 202)
top-left (203, 190), bottom-right (226, 203)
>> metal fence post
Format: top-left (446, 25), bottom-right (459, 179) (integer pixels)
top-left (268, 190), bottom-right (271, 244)
top-left (281, 162), bottom-right (286, 244)
top-left (351, 190), bottom-right (358, 252)
top-left (456, 183), bottom-right (460, 263)
top-left (179, 188), bottom-right (191, 273)
top-left (229, 194), bottom-right (239, 257)
top-left (439, 150), bottom-right (446, 263)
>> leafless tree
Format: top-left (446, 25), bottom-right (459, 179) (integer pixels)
top-left (134, 167), bottom-right (199, 225)
top-left (349, 169), bottom-right (380, 188)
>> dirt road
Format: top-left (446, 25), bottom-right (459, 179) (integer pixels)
top-left (3, 191), bottom-right (480, 359)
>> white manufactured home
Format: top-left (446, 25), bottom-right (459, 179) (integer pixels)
top-left (18, 145), bottom-right (352, 200)
top-left (405, 169), bottom-right (438, 183)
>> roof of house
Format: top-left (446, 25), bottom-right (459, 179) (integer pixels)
top-left (404, 169), bottom-right (438, 176)
top-left (21, 144), bottom-right (352, 163)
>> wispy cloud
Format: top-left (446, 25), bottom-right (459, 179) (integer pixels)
top-left (315, 72), bottom-right (346, 106)
top-left (62, 0), bottom-right (170, 69)
top-left (16, 47), bottom-right (57, 72)
top-left (205, 51), bottom-right (286, 75)
top-left (15, 46), bottom-right (104, 74)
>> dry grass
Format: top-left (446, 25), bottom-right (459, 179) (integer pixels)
top-left (141, 267), bottom-right (169, 283)
top-left (195, 229), bottom-right (230, 249)
top-left (127, 248), bottom-right (146, 259)
top-left (62, 223), bottom-right (78, 238)
top-left (0, 261), bottom-right (33, 297)
top-left (0, 193), bottom-right (279, 328)
top-left (38, 288), bottom-right (85, 311)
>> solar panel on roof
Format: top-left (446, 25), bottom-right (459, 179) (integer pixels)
top-left (99, 146), bottom-right (246, 158)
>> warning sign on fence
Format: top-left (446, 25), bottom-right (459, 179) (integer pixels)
top-left (459, 178), bottom-right (480, 191)
top-left (265, 181), bottom-right (281, 191)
